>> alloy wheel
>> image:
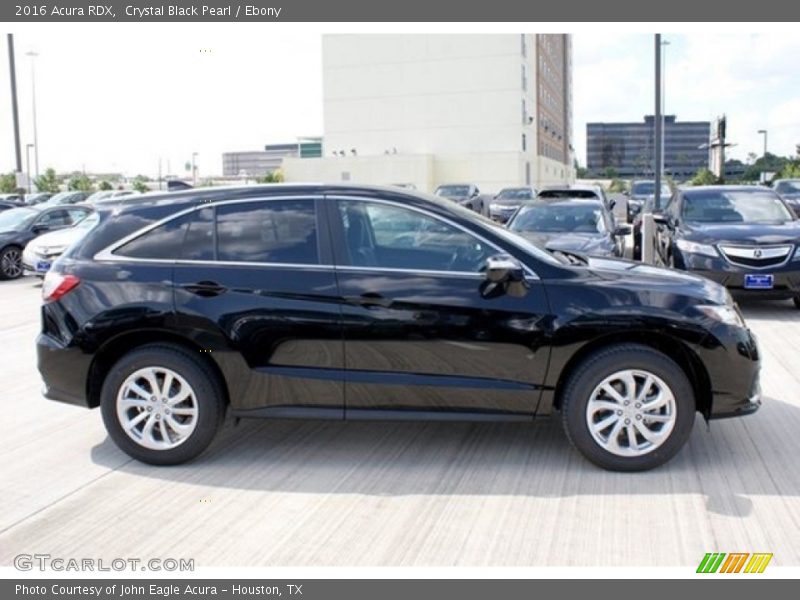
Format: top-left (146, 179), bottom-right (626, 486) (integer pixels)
top-left (116, 366), bottom-right (199, 450)
top-left (585, 369), bottom-right (677, 457)
top-left (1, 248), bottom-right (22, 278)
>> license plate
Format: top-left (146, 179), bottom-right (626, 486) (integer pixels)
top-left (35, 260), bottom-right (51, 272)
top-left (744, 273), bottom-right (774, 289)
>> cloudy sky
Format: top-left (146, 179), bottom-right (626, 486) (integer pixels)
top-left (0, 28), bottom-right (797, 178)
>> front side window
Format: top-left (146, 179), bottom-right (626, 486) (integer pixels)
top-left (337, 200), bottom-right (494, 273)
top-left (216, 200), bottom-right (318, 264)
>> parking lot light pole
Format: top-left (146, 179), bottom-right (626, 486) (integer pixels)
top-left (191, 152), bottom-right (198, 185)
top-left (7, 34), bottom-right (23, 179)
top-left (643, 34), bottom-right (663, 266)
top-left (25, 143), bottom-right (34, 192)
top-left (26, 50), bottom-right (39, 176)
top-left (758, 129), bottom-right (768, 157)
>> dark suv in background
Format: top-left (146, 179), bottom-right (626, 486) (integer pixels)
top-left (38, 185), bottom-right (760, 471)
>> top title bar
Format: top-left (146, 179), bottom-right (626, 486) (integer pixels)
top-left (3, 0), bottom-right (800, 22)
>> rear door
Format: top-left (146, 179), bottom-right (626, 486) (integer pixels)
top-left (171, 197), bottom-right (345, 417)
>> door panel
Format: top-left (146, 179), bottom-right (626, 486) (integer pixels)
top-left (330, 198), bottom-right (550, 416)
top-left (171, 197), bottom-right (344, 415)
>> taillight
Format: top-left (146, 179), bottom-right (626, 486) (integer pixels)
top-left (42, 272), bottom-right (80, 302)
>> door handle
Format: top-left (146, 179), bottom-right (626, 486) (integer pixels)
top-left (181, 281), bottom-right (227, 297)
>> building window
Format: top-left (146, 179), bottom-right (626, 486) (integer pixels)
top-left (522, 133), bottom-right (527, 152)
top-left (521, 34), bottom-right (527, 57)
top-left (522, 64), bottom-right (527, 90)
top-left (522, 99), bottom-right (527, 125)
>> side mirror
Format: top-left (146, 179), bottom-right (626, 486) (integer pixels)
top-left (609, 199), bottom-right (617, 210)
top-left (614, 224), bottom-right (632, 236)
top-left (32, 224), bottom-right (51, 234)
top-left (482, 255), bottom-right (528, 298)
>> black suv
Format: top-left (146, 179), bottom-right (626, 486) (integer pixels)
top-left (38, 185), bottom-right (761, 471)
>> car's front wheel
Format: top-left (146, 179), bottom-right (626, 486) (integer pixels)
top-left (560, 344), bottom-right (695, 471)
top-left (0, 245), bottom-right (23, 280)
top-left (100, 344), bottom-right (226, 465)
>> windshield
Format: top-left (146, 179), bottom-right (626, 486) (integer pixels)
top-left (435, 185), bottom-right (470, 197)
top-left (632, 182), bottom-right (671, 196)
top-left (496, 188), bottom-right (533, 200)
top-left (0, 207), bottom-right (37, 231)
top-left (682, 191), bottom-right (793, 223)
top-left (538, 189), bottom-right (599, 200)
top-left (509, 203), bottom-right (606, 234)
top-left (775, 181), bottom-right (800, 194)
top-left (45, 192), bottom-right (76, 205)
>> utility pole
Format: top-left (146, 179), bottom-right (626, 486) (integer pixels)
top-left (643, 34), bottom-right (663, 266)
top-left (7, 34), bottom-right (23, 181)
top-left (26, 50), bottom-right (39, 176)
top-left (758, 129), bottom-right (768, 157)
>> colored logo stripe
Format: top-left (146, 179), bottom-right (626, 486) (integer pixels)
top-left (744, 553), bottom-right (773, 573)
top-left (697, 552), bottom-right (773, 573)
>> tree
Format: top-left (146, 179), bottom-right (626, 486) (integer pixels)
top-left (576, 166), bottom-right (589, 179)
top-left (608, 178), bottom-right (627, 193)
top-left (778, 161), bottom-right (800, 179)
top-left (98, 180), bottom-right (113, 191)
top-left (0, 172), bottom-right (17, 193)
top-left (67, 174), bottom-right (94, 192)
top-left (603, 166), bottom-right (619, 180)
top-left (34, 168), bottom-right (61, 193)
top-left (691, 168), bottom-right (719, 186)
top-left (256, 170), bottom-right (284, 184)
top-left (132, 176), bottom-right (150, 194)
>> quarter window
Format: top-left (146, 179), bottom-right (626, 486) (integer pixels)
top-left (114, 212), bottom-right (192, 259)
top-left (216, 200), bottom-right (319, 264)
top-left (337, 200), bottom-right (494, 273)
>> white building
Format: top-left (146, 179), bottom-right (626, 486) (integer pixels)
top-left (284, 34), bottom-right (575, 194)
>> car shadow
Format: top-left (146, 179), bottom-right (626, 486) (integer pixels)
top-left (90, 393), bottom-right (800, 517)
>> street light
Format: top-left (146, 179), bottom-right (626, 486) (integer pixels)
top-left (757, 129), bottom-right (768, 157)
top-left (660, 39), bottom-right (670, 178)
top-left (25, 143), bottom-right (35, 193)
top-left (25, 50), bottom-right (39, 177)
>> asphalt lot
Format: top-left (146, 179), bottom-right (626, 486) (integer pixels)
top-left (1, 275), bottom-right (800, 568)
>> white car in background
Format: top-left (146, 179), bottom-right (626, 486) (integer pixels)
top-left (85, 189), bottom-right (141, 204)
top-left (22, 212), bottom-right (99, 276)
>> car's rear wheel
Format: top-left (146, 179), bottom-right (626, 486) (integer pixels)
top-left (100, 344), bottom-right (225, 465)
top-left (560, 344), bottom-right (695, 471)
top-left (0, 246), bottom-right (23, 280)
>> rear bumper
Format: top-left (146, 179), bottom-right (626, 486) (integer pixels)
top-left (37, 332), bottom-right (93, 408)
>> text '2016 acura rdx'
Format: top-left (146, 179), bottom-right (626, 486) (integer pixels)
top-left (37, 185), bottom-right (761, 471)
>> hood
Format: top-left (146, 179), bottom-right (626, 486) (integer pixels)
top-left (518, 231), bottom-right (614, 256)
top-left (584, 255), bottom-right (730, 305)
top-left (680, 221), bottom-right (800, 246)
top-left (780, 193), bottom-right (800, 202)
top-left (27, 226), bottom-right (84, 250)
top-left (492, 198), bottom-right (524, 206)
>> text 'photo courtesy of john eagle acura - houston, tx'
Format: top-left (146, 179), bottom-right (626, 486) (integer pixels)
top-left (36, 184), bottom-right (762, 472)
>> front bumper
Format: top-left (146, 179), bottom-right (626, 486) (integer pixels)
top-left (699, 322), bottom-right (761, 419)
top-left (676, 250), bottom-right (800, 299)
top-left (22, 247), bottom-right (58, 275)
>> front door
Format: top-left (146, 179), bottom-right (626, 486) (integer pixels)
top-left (328, 196), bottom-right (551, 418)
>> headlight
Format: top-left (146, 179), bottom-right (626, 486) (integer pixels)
top-left (696, 304), bottom-right (747, 328)
top-left (676, 239), bottom-right (719, 258)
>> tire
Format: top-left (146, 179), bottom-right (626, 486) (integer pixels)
top-left (0, 245), bottom-right (23, 280)
top-left (100, 344), bottom-right (226, 465)
top-left (560, 344), bottom-right (695, 472)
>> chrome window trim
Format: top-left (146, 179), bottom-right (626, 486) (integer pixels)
top-left (328, 194), bottom-right (540, 280)
top-left (93, 192), bottom-right (539, 280)
top-left (94, 195), bottom-right (323, 263)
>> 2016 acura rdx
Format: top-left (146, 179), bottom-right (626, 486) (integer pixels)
top-left (37, 185), bottom-right (761, 471)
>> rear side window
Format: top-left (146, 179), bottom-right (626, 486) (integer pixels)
top-left (216, 200), bottom-right (318, 264)
top-left (114, 212), bottom-right (192, 259)
top-left (182, 207), bottom-right (214, 261)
